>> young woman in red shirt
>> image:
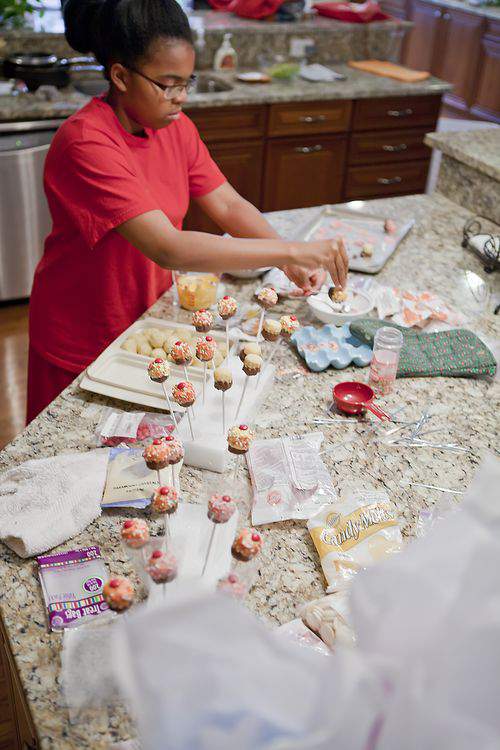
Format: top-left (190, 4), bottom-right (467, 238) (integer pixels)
top-left (28, 0), bottom-right (348, 422)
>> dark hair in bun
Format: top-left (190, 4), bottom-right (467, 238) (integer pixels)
top-left (63, 0), bottom-right (193, 72)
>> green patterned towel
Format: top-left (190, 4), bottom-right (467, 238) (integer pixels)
top-left (349, 319), bottom-right (497, 378)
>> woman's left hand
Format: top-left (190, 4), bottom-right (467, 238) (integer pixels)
top-left (283, 264), bottom-right (327, 296)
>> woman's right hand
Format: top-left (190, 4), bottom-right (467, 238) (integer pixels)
top-left (294, 237), bottom-right (349, 289)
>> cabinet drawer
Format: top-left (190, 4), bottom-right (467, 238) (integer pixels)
top-left (352, 96), bottom-right (441, 131)
top-left (345, 159), bottom-right (429, 199)
top-left (263, 135), bottom-right (346, 212)
top-left (348, 128), bottom-right (430, 165)
top-left (268, 100), bottom-right (352, 137)
top-left (185, 105), bottom-right (266, 143)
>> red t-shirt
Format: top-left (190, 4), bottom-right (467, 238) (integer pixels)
top-left (29, 96), bottom-right (226, 373)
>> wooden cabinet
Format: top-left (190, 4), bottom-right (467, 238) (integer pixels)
top-left (183, 140), bottom-right (264, 232)
top-left (405, 0), bottom-right (443, 71)
top-left (263, 136), bottom-right (346, 211)
top-left (400, 0), bottom-right (499, 122)
top-left (471, 20), bottom-right (500, 122)
top-left (183, 92), bottom-right (441, 219)
top-left (433, 8), bottom-right (484, 111)
top-left (0, 615), bottom-right (38, 750)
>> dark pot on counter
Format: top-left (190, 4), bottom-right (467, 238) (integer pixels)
top-left (2, 53), bottom-right (103, 91)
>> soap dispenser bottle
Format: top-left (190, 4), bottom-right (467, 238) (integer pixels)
top-left (214, 33), bottom-right (237, 71)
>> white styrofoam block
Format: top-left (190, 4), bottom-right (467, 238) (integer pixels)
top-left (146, 502), bottom-right (238, 603)
top-left (176, 354), bottom-right (275, 472)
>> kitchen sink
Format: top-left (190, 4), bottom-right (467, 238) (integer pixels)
top-left (73, 78), bottom-right (108, 97)
top-left (194, 75), bottom-right (233, 94)
top-left (73, 74), bottom-right (233, 97)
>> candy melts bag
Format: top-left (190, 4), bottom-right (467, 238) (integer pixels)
top-left (95, 407), bottom-right (175, 447)
top-left (308, 487), bottom-right (402, 592)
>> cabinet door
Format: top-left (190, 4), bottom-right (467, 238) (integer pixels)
top-left (435, 8), bottom-right (485, 110)
top-left (404, 0), bottom-right (443, 71)
top-left (471, 21), bottom-right (500, 123)
top-left (263, 136), bottom-right (347, 212)
top-left (348, 127), bottom-right (430, 165)
top-left (183, 140), bottom-right (264, 233)
top-left (0, 629), bottom-right (18, 750)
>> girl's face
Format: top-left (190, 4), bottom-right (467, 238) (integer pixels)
top-left (113, 39), bottom-right (196, 131)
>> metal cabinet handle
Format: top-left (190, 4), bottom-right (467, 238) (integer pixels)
top-left (299, 115), bottom-right (327, 123)
top-left (377, 176), bottom-right (403, 185)
top-left (382, 143), bottom-right (408, 152)
top-left (434, 9), bottom-right (441, 16)
top-left (294, 145), bottom-right (324, 153)
top-left (387, 108), bottom-right (413, 117)
top-left (442, 11), bottom-right (450, 19)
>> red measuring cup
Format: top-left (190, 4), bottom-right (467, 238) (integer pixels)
top-left (333, 381), bottom-right (391, 421)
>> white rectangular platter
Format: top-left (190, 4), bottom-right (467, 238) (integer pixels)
top-left (293, 205), bottom-right (414, 274)
top-left (80, 317), bottom-right (275, 472)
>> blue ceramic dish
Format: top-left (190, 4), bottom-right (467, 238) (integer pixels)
top-left (292, 323), bottom-right (372, 372)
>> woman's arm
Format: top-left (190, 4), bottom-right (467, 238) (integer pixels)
top-left (195, 183), bottom-right (326, 293)
top-left (116, 208), bottom-right (348, 288)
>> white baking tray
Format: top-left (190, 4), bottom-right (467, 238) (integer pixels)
top-left (81, 316), bottom-right (240, 412)
top-left (293, 205), bottom-right (414, 274)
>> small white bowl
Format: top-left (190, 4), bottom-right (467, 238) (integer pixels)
top-left (307, 289), bottom-right (373, 325)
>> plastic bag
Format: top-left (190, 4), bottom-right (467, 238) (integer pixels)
top-left (37, 546), bottom-right (110, 631)
top-left (300, 590), bottom-right (355, 652)
top-left (308, 486), bottom-right (402, 592)
top-left (95, 407), bottom-right (175, 447)
top-left (247, 432), bottom-right (337, 525)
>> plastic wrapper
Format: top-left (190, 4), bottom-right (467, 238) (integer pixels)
top-left (308, 487), bottom-right (402, 592)
top-left (246, 432), bottom-right (337, 525)
top-left (101, 446), bottom-right (175, 509)
top-left (108, 456), bottom-right (500, 750)
top-left (37, 546), bottom-right (110, 631)
top-left (275, 618), bottom-right (331, 657)
top-left (300, 590), bottom-right (355, 652)
top-left (95, 407), bottom-right (175, 447)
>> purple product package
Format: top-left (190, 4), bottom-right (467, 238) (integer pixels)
top-left (37, 546), bottom-right (110, 631)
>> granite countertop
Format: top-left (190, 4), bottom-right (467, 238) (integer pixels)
top-left (425, 128), bottom-right (500, 182)
top-left (0, 65), bottom-right (451, 123)
top-left (417, 0), bottom-right (500, 21)
top-left (0, 193), bottom-right (499, 748)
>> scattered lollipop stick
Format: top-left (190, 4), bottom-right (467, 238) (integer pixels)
top-left (201, 524), bottom-right (216, 576)
top-left (160, 382), bottom-right (178, 430)
top-left (235, 377), bottom-right (249, 422)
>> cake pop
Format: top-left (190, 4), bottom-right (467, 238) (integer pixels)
top-left (120, 518), bottom-right (150, 549)
top-left (207, 494), bottom-right (237, 524)
top-left (170, 340), bottom-right (193, 366)
top-left (280, 315), bottom-right (300, 340)
top-left (147, 358), bottom-right (170, 383)
top-left (146, 549), bottom-right (178, 584)
top-left (231, 528), bottom-right (262, 561)
top-left (262, 319), bottom-right (281, 342)
top-left (217, 573), bottom-right (247, 599)
top-left (227, 424), bottom-right (254, 454)
top-left (151, 485), bottom-right (179, 514)
top-left (103, 577), bottom-right (135, 611)
top-left (192, 309), bottom-right (213, 333)
top-left (143, 439), bottom-right (170, 471)
top-left (217, 295), bottom-right (238, 320)
top-left (256, 287), bottom-right (278, 309)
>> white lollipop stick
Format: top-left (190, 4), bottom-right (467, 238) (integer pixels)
top-left (186, 407), bottom-right (195, 441)
top-left (222, 390), bottom-right (226, 436)
top-left (161, 382), bottom-right (178, 430)
top-left (164, 513), bottom-right (171, 540)
top-left (233, 454), bottom-right (240, 482)
top-left (170, 464), bottom-right (175, 488)
top-left (225, 320), bottom-right (230, 363)
top-left (257, 339), bottom-right (280, 387)
top-left (201, 524), bottom-right (217, 576)
top-left (157, 469), bottom-right (162, 486)
top-left (182, 364), bottom-right (196, 417)
top-left (256, 308), bottom-right (265, 340)
top-left (203, 362), bottom-right (207, 404)
top-left (234, 377), bottom-right (249, 421)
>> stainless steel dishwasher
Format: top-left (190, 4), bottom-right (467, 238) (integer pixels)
top-left (0, 119), bottom-right (64, 301)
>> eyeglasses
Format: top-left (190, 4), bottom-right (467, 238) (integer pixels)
top-left (127, 66), bottom-right (196, 100)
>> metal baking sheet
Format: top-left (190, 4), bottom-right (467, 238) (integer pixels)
top-left (293, 205), bottom-right (414, 274)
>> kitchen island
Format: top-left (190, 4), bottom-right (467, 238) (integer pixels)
top-left (0, 190), bottom-right (499, 748)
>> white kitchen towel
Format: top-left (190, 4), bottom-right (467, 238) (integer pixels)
top-left (0, 449), bottom-right (109, 558)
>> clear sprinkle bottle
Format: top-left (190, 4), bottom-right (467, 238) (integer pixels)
top-left (368, 326), bottom-right (403, 395)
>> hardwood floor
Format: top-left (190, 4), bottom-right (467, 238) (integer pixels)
top-left (0, 301), bottom-right (29, 451)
